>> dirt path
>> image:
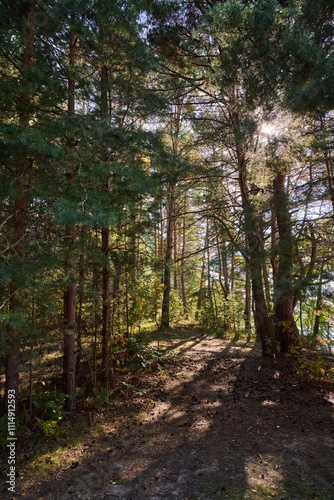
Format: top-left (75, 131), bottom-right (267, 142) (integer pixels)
top-left (14, 329), bottom-right (334, 499)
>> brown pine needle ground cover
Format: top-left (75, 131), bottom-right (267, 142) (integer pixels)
top-left (2, 326), bottom-right (334, 499)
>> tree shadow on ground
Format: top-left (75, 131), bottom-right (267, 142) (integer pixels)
top-left (15, 330), bottom-right (334, 500)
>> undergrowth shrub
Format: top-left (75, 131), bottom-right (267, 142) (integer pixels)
top-left (32, 387), bottom-right (69, 438)
top-left (291, 338), bottom-right (334, 387)
top-left (111, 334), bottom-right (163, 372)
top-left (33, 388), bottom-right (69, 421)
top-left (85, 387), bottom-right (109, 410)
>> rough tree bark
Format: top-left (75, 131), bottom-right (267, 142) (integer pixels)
top-left (180, 193), bottom-right (188, 317)
top-left (100, 65), bottom-right (111, 389)
top-left (312, 261), bottom-right (324, 341)
top-left (233, 108), bottom-right (277, 356)
top-left (244, 237), bottom-right (252, 332)
top-left (161, 102), bottom-right (181, 327)
top-left (270, 209), bottom-right (278, 288)
top-left (76, 240), bottom-right (85, 378)
top-left (173, 212), bottom-right (178, 290)
top-left (161, 185), bottom-right (175, 327)
top-left (63, 34), bottom-right (78, 416)
top-left (216, 238), bottom-right (229, 300)
top-left (273, 171), bottom-right (299, 353)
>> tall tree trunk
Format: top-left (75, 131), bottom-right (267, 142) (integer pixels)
top-left (312, 260), bottom-right (324, 341)
top-left (244, 237), bottom-right (252, 332)
top-left (63, 255), bottom-right (76, 415)
top-left (63, 34), bottom-right (78, 416)
top-left (180, 194), bottom-right (187, 317)
top-left (172, 103), bottom-right (181, 293)
top-left (100, 65), bottom-right (111, 389)
top-left (320, 116), bottom-right (334, 212)
top-left (173, 211), bottom-right (178, 290)
top-left (92, 258), bottom-right (98, 387)
top-left (216, 238), bottom-right (229, 299)
top-left (101, 225), bottom-right (111, 388)
top-left (76, 243), bottom-right (85, 379)
top-left (5, 0), bottom-right (36, 414)
top-left (262, 252), bottom-right (272, 310)
top-left (111, 272), bottom-right (120, 336)
top-left (160, 205), bottom-right (164, 283)
top-left (246, 217), bottom-right (276, 355)
top-left (259, 215), bottom-right (272, 310)
top-left (325, 150), bottom-right (334, 213)
top-left (230, 246), bottom-right (235, 293)
top-left (161, 185), bottom-right (175, 327)
top-left (222, 242), bottom-right (230, 297)
top-left (206, 219), bottom-right (214, 314)
top-left (234, 111), bottom-right (276, 356)
top-left (270, 209), bottom-right (278, 288)
top-left (154, 224), bottom-right (159, 322)
top-left (196, 248), bottom-right (206, 320)
top-left (273, 171), bottom-right (299, 353)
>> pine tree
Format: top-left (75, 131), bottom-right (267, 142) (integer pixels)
top-left (1, 0), bottom-right (36, 412)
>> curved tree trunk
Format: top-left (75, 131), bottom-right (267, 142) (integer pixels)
top-left (275, 294), bottom-right (299, 353)
top-left (233, 111), bottom-right (277, 357)
top-left (247, 229), bottom-right (277, 356)
top-left (273, 172), bottom-right (299, 353)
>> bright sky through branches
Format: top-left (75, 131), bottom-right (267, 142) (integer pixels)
top-left (260, 122), bottom-right (279, 137)
top-left (260, 122), bottom-right (280, 138)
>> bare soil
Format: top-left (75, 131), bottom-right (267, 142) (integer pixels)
top-left (3, 327), bottom-right (334, 499)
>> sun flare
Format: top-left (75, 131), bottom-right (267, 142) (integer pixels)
top-left (260, 122), bottom-right (277, 137)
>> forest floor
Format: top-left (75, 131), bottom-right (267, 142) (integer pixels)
top-left (3, 325), bottom-right (334, 499)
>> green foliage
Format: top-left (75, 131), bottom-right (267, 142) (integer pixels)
top-left (85, 387), bottom-right (109, 410)
top-left (126, 338), bottom-right (163, 372)
top-left (127, 273), bottom-right (164, 329)
top-left (33, 388), bottom-right (69, 421)
top-left (31, 388), bottom-right (69, 438)
top-left (169, 290), bottom-right (184, 324)
top-left (291, 337), bottom-right (334, 387)
top-left (111, 334), bottom-right (163, 372)
top-left (0, 0), bottom-right (333, 437)
top-left (0, 310), bottom-right (27, 331)
top-left (198, 291), bottom-right (243, 336)
top-left (198, 298), bottom-right (220, 331)
top-left (35, 418), bottom-right (65, 439)
top-left (122, 382), bottom-right (148, 396)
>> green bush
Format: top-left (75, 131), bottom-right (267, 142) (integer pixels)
top-left (35, 417), bottom-right (65, 438)
top-left (33, 389), bottom-right (69, 421)
top-left (85, 387), bottom-right (109, 410)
